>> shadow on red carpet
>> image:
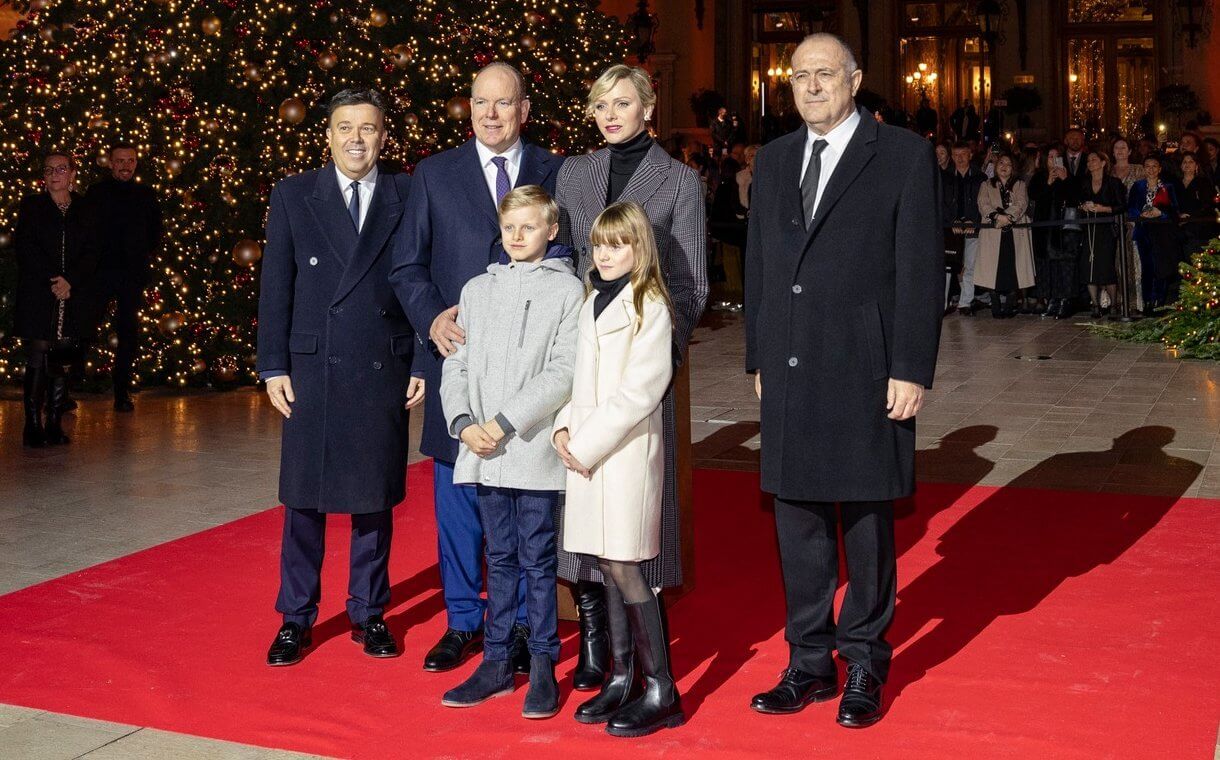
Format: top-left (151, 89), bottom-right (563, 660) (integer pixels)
top-left (0, 456), bottom-right (1217, 759)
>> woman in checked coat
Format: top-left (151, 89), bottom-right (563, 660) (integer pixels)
top-left (554, 64), bottom-right (708, 692)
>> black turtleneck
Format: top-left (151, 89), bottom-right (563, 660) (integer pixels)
top-left (590, 269), bottom-right (631, 320)
top-left (607, 130), bottom-right (652, 204)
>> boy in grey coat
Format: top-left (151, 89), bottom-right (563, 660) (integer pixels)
top-left (439, 186), bottom-right (583, 719)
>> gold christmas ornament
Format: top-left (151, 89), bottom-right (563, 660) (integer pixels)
top-left (278, 97), bottom-right (306, 124)
top-left (369, 8), bottom-right (389, 27)
top-left (519, 33), bottom-right (537, 50)
top-left (62, 63), bottom-right (78, 78)
top-left (403, 112), bottom-right (419, 127)
top-left (157, 312), bottom-right (185, 336)
top-left (445, 96), bottom-right (470, 121)
top-left (191, 359), bottom-right (208, 374)
top-left (165, 157), bottom-right (184, 176)
top-left (201, 15), bottom-right (222, 35)
top-left (549, 59), bottom-right (568, 76)
top-left (244, 64), bottom-right (262, 82)
top-left (0, 232), bottom-right (12, 249)
top-left (107, 332), bottom-right (120, 349)
top-left (390, 44), bottom-right (413, 68)
top-left (317, 51), bottom-right (338, 70)
top-left (203, 118), bottom-right (220, 132)
top-left (232, 239), bottom-right (263, 266)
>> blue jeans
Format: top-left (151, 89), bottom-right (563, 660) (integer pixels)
top-left (477, 486), bottom-right (560, 661)
top-left (434, 460), bottom-right (528, 631)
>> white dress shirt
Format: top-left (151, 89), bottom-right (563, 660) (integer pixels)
top-left (798, 109), bottom-right (862, 221)
top-left (336, 163), bottom-right (378, 233)
top-left (475, 138), bottom-right (523, 205)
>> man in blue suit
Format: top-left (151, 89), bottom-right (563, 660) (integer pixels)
top-left (257, 88), bottom-right (424, 666)
top-left (391, 62), bottom-right (565, 673)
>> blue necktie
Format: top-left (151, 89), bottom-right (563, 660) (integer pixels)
top-left (347, 180), bottom-right (361, 232)
top-left (491, 156), bottom-right (511, 205)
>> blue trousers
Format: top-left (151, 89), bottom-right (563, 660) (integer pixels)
top-left (276, 507), bottom-right (392, 628)
top-left (477, 486), bottom-right (561, 661)
top-left (434, 460), bottom-right (528, 631)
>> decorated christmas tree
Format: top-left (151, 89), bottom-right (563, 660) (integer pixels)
top-left (1094, 238), bottom-right (1220, 360)
top-left (0, 0), bottom-right (627, 386)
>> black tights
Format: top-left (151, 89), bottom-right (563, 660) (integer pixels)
top-left (597, 559), bottom-right (653, 604)
top-left (25, 339), bottom-right (70, 377)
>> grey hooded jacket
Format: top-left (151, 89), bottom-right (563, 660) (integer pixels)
top-left (440, 255), bottom-right (584, 490)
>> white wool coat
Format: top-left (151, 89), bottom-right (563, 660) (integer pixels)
top-left (555, 282), bottom-right (674, 562)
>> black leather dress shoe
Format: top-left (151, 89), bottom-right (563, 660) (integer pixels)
top-left (351, 614), bottom-right (399, 658)
top-left (267, 622), bottom-right (311, 666)
top-left (750, 668), bottom-right (838, 714)
top-left (423, 628), bottom-right (483, 672)
top-left (510, 623), bottom-right (532, 674)
top-left (836, 663), bottom-right (884, 728)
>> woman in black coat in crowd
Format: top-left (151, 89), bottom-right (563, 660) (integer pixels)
top-left (1076, 150), bottom-right (1128, 317)
top-left (1177, 152), bottom-right (1218, 260)
top-left (14, 152), bottom-right (95, 447)
top-left (1028, 144), bottom-right (1080, 318)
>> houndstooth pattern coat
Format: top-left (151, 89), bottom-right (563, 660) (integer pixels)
top-left (554, 141), bottom-right (708, 588)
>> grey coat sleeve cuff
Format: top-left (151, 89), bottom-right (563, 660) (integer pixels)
top-left (451, 414), bottom-right (476, 437)
top-left (494, 412), bottom-right (516, 436)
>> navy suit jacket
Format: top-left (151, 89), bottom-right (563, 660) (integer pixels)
top-left (256, 163), bottom-right (417, 513)
top-left (390, 139), bottom-right (565, 462)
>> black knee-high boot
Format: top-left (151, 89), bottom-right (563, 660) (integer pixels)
top-left (572, 579), bottom-right (610, 691)
top-left (574, 584), bottom-right (637, 724)
top-left (23, 363), bottom-right (47, 448)
top-left (44, 371), bottom-right (70, 445)
top-left (606, 593), bottom-right (684, 738)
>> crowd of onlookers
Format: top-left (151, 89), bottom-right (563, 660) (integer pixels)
top-left (667, 107), bottom-right (1220, 321)
top-left (938, 127), bottom-right (1218, 319)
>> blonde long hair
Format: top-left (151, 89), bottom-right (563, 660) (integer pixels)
top-left (587, 201), bottom-right (673, 332)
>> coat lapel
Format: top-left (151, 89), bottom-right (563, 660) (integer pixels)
top-left (804, 108), bottom-right (878, 246)
top-left (330, 172), bottom-right (404, 306)
top-left (618, 143), bottom-right (670, 208)
top-left (517, 142), bottom-right (556, 189)
top-left (456, 140), bottom-right (500, 229)
top-left (595, 283), bottom-right (636, 336)
top-left (307, 164), bottom-right (358, 266)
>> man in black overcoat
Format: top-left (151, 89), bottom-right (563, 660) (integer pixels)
top-left (85, 144), bottom-right (162, 411)
top-left (744, 34), bottom-right (943, 728)
top-left (255, 88), bottom-right (424, 666)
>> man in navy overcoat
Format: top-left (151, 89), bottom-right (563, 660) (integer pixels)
top-left (256, 88), bottom-right (424, 666)
top-left (390, 62), bottom-right (565, 672)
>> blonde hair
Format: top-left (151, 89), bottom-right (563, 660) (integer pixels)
top-left (498, 185), bottom-right (558, 226)
top-left (585, 65), bottom-right (656, 119)
top-left (588, 201), bottom-right (673, 331)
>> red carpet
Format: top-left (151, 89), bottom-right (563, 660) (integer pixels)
top-left (1, 463), bottom-right (1218, 759)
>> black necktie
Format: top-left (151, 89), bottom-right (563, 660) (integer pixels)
top-left (347, 181), bottom-right (361, 232)
top-left (801, 139), bottom-right (829, 230)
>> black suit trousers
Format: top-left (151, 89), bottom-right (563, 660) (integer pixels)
top-left (774, 497), bottom-right (896, 682)
top-left (276, 507), bottom-right (393, 628)
top-left (93, 270), bottom-right (144, 397)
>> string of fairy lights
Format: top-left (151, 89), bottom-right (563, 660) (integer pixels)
top-left (0, 0), bottom-right (627, 386)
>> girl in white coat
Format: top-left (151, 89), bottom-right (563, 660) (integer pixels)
top-left (553, 201), bottom-right (682, 738)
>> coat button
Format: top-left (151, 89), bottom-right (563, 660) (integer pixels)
top-left (378, 308), bottom-right (388, 317)
top-left (328, 306), bottom-right (339, 315)
top-left (309, 257), bottom-right (318, 266)
top-left (791, 217), bottom-right (800, 226)
top-left (788, 356), bottom-right (799, 367)
top-left (372, 361), bottom-right (383, 370)
top-left (328, 356), bottom-right (338, 365)
top-left (792, 284), bottom-right (803, 294)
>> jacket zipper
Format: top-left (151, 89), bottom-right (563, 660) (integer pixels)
top-left (518, 300), bottom-right (531, 347)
